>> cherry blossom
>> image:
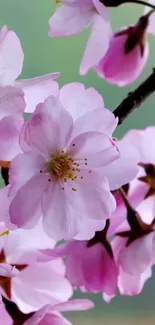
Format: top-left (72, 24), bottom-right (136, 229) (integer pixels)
top-left (9, 95), bottom-right (120, 240)
top-left (49, 0), bottom-right (112, 75)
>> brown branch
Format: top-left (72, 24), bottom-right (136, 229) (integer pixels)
top-left (113, 69), bottom-right (155, 125)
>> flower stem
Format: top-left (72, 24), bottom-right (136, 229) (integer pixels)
top-left (113, 69), bottom-right (155, 125)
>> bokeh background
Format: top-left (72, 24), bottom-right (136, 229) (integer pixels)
top-left (0, 0), bottom-right (155, 324)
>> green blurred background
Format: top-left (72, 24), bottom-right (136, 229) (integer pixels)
top-left (0, 0), bottom-right (155, 323)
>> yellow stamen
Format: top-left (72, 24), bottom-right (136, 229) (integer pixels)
top-left (0, 230), bottom-right (9, 237)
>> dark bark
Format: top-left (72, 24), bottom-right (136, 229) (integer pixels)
top-left (113, 69), bottom-right (155, 125)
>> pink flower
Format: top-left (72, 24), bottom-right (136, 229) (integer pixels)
top-left (49, 0), bottom-right (112, 75)
top-left (95, 15), bottom-right (149, 86)
top-left (9, 95), bottom-right (121, 240)
top-left (103, 237), bottom-right (152, 302)
top-left (42, 222), bottom-right (118, 296)
top-left (0, 222), bottom-right (72, 313)
top-left (0, 25), bottom-right (60, 113)
top-left (24, 299), bottom-right (94, 325)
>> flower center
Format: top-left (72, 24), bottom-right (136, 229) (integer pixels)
top-left (47, 153), bottom-right (75, 181)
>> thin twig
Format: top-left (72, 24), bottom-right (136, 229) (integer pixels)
top-left (113, 69), bottom-right (155, 125)
top-left (101, 0), bottom-right (155, 9)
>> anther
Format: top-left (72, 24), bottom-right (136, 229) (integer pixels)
top-left (72, 144), bottom-right (75, 147)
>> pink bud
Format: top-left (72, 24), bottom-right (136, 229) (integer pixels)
top-left (95, 16), bottom-right (149, 86)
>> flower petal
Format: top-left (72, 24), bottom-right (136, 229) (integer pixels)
top-left (10, 174), bottom-right (48, 229)
top-left (0, 115), bottom-right (23, 161)
top-left (9, 152), bottom-right (45, 192)
top-left (118, 266), bottom-right (152, 296)
top-left (102, 138), bottom-right (140, 190)
top-left (0, 26), bottom-right (24, 85)
top-left (12, 262), bottom-right (72, 313)
top-left (80, 14), bottom-right (112, 75)
top-left (69, 131), bottom-right (119, 167)
top-left (20, 96), bottom-right (73, 157)
top-left (49, 5), bottom-right (94, 37)
top-left (15, 73), bottom-right (60, 113)
top-left (59, 82), bottom-right (104, 120)
top-left (42, 183), bottom-right (82, 240)
top-left (119, 233), bottom-right (155, 275)
top-left (51, 299), bottom-right (94, 312)
top-left (65, 173), bottom-right (116, 220)
top-left (72, 108), bottom-right (118, 139)
top-left (0, 86), bottom-right (25, 119)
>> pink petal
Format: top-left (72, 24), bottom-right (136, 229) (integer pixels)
top-left (144, 1), bottom-right (155, 36)
top-left (51, 299), bottom-right (94, 312)
top-left (96, 33), bottom-right (149, 86)
top-left (82, 244), bottom-right (118, 294)
top-left (59, 82), bottom-right (104, 120)
top-left (118, 266), bottom-right (152, 296)
top-left (136, 195), bottom-right (155, 225)
top-left (9, 152), bottom-right (45, 192)
top-left (20, 96), bottom-right (73, 158)
top-left (0, 263), bottom-right (19, 277)
top-left (0, 186), bottom-right (11, 225)
top-left (16, 219), bottom-right (55, 251)
top-left (80, 13), bottom-right (112, 75)
top-left (72, 108), bottom-right (118, 139)
top-left (15, 73), bottom-right (60, 113)
top-left (42, 183), bottom-right (82, 240)
top-left (119, 233), bottom-right (155, 275)
top-left (24, 309), bottom-right (72, 325)
top-left (74, 218), bottom-right (105, 240)
top-left (10, 174), bottom-right (48, 229)
top-left (102, 138), bottom-right (140, 190)
top-left (0, 86), bottom-right (25, 119)
top-left (65, 173), bottom-right (116, 220)
top-left (92, 0), bottom-right (109, 18)
top-left (49, 5), bottom-right (94, 37)
top-left (61, 0), bottom-right (94, 9)
top-left (69, 131), bottom-right (119, 167)
top-left (0, 115), bottom-right (23, 161)
top-left (12, 262), bottom-right (72, 313)
top-left (0, 26), bottom-right (24, 85)
top-left (126, 127), bottom-right (155, 164)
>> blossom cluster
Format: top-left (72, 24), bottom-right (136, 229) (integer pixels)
top-left (0, 0), bottom-right (155, 323)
